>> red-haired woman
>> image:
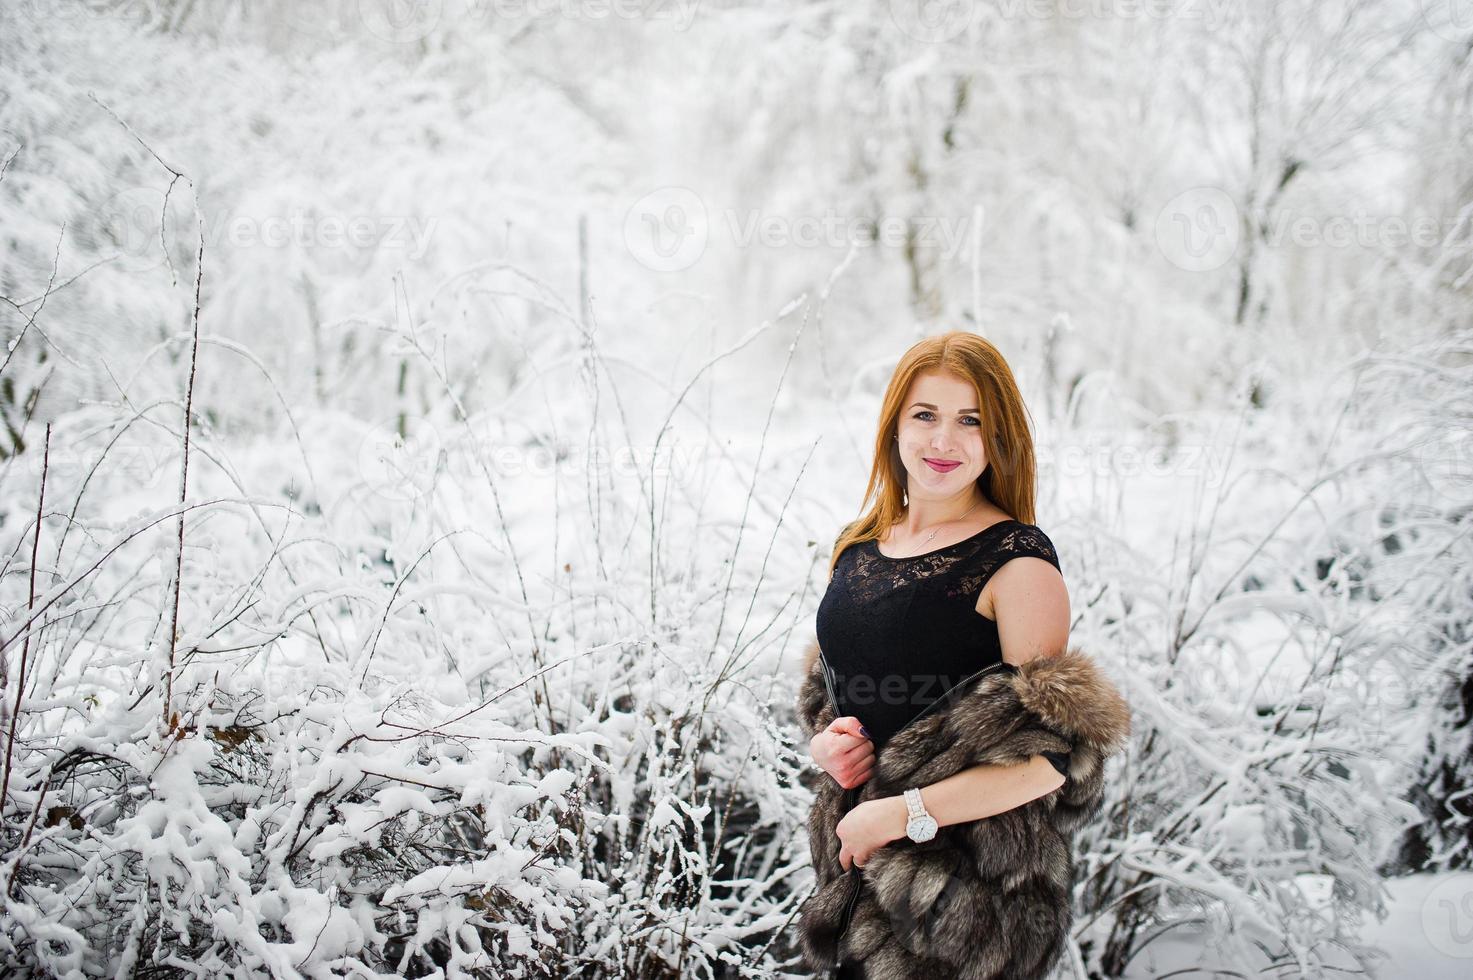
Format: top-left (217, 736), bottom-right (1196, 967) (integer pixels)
top-left (795, 331), bottom-right (1131, 980)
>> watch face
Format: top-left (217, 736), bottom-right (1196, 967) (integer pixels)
top-left (907, 816), bottom-right (938, 843)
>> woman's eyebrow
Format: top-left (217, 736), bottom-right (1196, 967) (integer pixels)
top-left (909, 402), bottom-right (980, 413)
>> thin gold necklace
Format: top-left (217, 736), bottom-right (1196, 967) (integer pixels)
top-left (914, 498), bottom-right (981, 545)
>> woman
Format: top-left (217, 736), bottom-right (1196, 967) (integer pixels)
top-left (795, 332), bottom-right (1131, 979)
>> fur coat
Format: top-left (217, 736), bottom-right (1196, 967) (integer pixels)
top-left (794, 637), bottom-right (1132, 980)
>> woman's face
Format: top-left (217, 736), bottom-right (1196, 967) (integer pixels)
top-left (894, 370), bottom-right (988, 498)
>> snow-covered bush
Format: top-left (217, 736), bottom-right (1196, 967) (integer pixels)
top-left (4, 2), bottom-right (1472, 978)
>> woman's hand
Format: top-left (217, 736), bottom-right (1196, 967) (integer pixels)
top-left (836, 796), bottom-right (907, 870)
top-left (810, 716), bottom-right (874, 789)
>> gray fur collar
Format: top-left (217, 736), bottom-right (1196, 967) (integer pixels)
top-left (795, 638), bottom-right (1131, 979)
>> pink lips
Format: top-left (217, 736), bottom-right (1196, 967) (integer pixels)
top-left (923, 457), bottom-right (961, 472)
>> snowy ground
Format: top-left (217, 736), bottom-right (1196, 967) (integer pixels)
top-left (1106, 872), bottom-right (1473, 979)
top-left (3, 2), bottom-right (1470, 978)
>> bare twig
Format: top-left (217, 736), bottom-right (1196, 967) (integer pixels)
top-left (163, 208), bottom-right (204, 730)
top-left (84, 93), bottom-right (209, 731)
top-left (1, 423), bottom-right (48, 818)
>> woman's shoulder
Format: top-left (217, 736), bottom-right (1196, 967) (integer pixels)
top-left (965, 521), bottom-right (1064, 619)
top-left (977, 519), bottom-right (1060, 569)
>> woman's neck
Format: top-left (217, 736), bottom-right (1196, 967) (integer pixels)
top-left (895, 493), bottom-right (997, 537)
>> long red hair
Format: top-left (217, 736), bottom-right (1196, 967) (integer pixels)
top-left (827, 331), bottom-right (1038, 579)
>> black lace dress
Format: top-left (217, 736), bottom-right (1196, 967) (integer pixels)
top-left (815, 518), bottom-right (1069, 767)
top-left (815, 519), bottom-right (1069, 980)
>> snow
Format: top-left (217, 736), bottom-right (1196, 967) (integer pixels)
top-left (1117, 872), bottom-right (1473, 979)
top-left (1, 1), bottom-right (1470, 977)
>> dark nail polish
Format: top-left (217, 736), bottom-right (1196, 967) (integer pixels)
top-left (860, 725), bottom-right (870, 737)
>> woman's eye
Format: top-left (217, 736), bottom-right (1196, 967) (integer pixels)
top-left (912, 411), bottom-right (979, 426)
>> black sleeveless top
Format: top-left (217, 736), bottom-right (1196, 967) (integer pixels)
top-left (815, 519), bottom-right (1070, 776)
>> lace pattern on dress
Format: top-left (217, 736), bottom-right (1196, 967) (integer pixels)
top-left (942, 525), bottom-right (1059, 600)
top-left (840, 523), bottom-right (1058, 605)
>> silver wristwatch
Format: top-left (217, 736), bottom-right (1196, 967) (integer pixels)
top-left (903, 787), bottom-right (938, 843)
